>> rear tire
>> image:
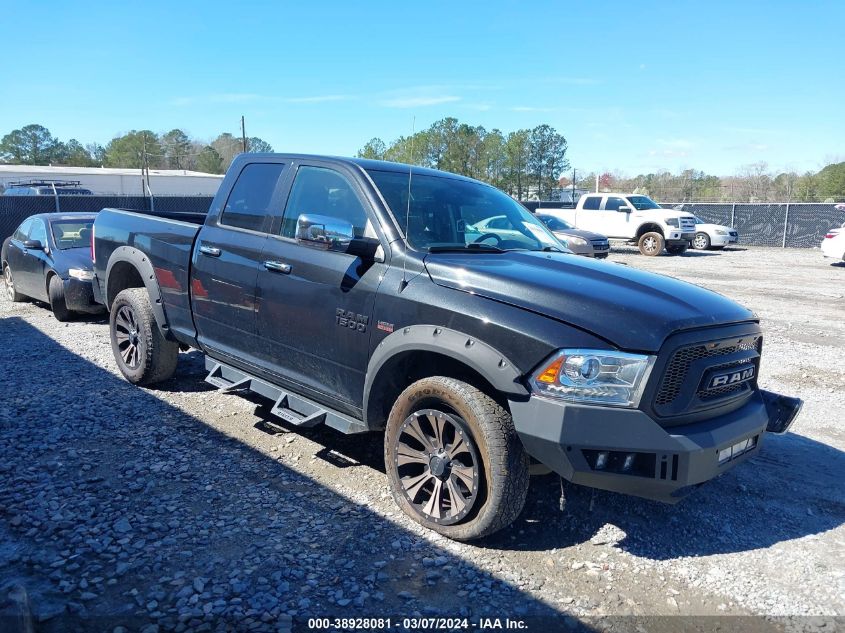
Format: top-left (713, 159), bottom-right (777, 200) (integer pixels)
top-left (3, 263), bottom-right (24, 302)
top-left (48, 275), bottom-right (72, 321)
top-left (384, 376), bottom-right (530, 541)
top-left (692, 232), bottom-right (711, 250)
top-left (109, 288), bottom-right (178, 385)
top-left (638, 231), bottom-right (664, 256)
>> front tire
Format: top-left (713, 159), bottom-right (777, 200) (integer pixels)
top-left (693, 232), bottom-right (711, 250)
top-left (109, 288), bottom-right (178, 385)
top-left (384, 376), bottom-right (530, 541)
top-left (3, 264), bottom-right (25, 302)
top-left (48, 275), bottom-right (72, 321)
top-left (638, 231), bottom-right (664, 256)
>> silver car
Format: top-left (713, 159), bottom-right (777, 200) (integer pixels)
top-left (536, 213), bottom-right (610, 258)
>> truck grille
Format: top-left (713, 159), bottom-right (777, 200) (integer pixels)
top-left (679, 217), bottom-right (696, 233)
top-left (654, 335), bottom-right (762, 415)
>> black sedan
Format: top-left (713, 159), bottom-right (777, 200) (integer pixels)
top-left (1, 213), bottom-right (104, 320)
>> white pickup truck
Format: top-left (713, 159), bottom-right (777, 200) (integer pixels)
top-left (541, 193), bottom-right (696, 256)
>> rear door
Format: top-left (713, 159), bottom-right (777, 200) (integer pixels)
top-left (5, 218), bottom-right (33, 294)
top-left (254, 162), bottom-right (387, 409)
top-left (574, 195), bottom-right (604, 232)
top-left (191, 161), bottom-right (290, 363)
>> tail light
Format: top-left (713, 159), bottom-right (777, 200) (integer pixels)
top-left (825, 232), bottom-right (838, 239)
top-left (91, 224), bottom-right (96, 263)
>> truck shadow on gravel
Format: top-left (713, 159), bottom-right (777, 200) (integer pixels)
top-left (0, 317), bottom-right (585, 632)
top-left (275, 393), bottom-right (845, 562)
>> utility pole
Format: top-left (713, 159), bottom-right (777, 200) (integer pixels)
top-left (571, 168), bottom-right (576, 203)
top-left (241, 116), bottom-right (248, 153)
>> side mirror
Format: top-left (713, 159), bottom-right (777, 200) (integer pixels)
top-left (617, 206), bottom-right (632, 213)
top-left (295, 214), bottom-right (354, 251)
top-left (347, 236), bottom-right (383, 261)
top-left (23, 239), bottom-right (44, 250)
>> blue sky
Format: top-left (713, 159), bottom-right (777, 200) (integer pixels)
top-left (3, 0), bottom-right (842, 176)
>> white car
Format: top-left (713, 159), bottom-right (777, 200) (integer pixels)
top-left (691, 217), bottom-right (739, 250)
top-left (821, 226), bottom-right (845, 262)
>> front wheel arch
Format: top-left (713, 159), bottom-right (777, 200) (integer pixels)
top-left (363, 326), bottom-right (527, 430)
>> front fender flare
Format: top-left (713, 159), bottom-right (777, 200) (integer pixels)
top-left (105, 246), bottom-right (171, 338)
top-left (363, 325), bottom-right (528, 429)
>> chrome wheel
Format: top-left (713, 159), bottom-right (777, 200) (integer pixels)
top-left (693, 233), bottom-right (709, 249)
top-left (4, 266), bottom-right (14, 301)
top-left (114, 305), bottom-right (142, 369)
top-left (642, 236), bottom-right (658, 254)
top-left (393, 409), bottom-right (480, 525)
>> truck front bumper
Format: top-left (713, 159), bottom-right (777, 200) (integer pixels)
top-left (509, 390), bottom-right (801, 504)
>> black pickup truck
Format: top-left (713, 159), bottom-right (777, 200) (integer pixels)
top-left (91, 153), bottom-right (801, 541)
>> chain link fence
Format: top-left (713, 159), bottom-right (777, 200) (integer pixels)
top-left (665, 202), bottom-right (845, 248)
top-left (0, 195), bottom-right (214, 245)
top-left (3, 196), bottom-right (843, 250)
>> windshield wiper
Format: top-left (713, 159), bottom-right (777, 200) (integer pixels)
top-left (428, 243), bottom-right (505, 253)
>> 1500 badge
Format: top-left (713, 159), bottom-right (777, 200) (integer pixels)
top-left (336, 308), bottom-right (368, 333)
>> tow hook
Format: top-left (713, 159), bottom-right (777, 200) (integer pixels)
top-left (761, 390), bottom-right (803, 434)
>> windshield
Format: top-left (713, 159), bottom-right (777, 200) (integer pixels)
top-left (627, 195), bottom-right (662, 210)
top-left (50, 220), bottom-right (94, 250)
top-left (536, 214), bottom-right (574, 231)
top-left (694, 216), bottom-right (704, 224)
top-left (367, 169), bottom-right (564, 252)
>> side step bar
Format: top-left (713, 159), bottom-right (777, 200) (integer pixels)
top-left (204, 358), bottom-right (368, 434)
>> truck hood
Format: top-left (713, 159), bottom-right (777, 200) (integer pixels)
top-left (423, 251), bottom-right (754, 351)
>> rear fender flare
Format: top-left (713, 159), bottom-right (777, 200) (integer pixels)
top-left (105, 246), bottom-right (171, 338)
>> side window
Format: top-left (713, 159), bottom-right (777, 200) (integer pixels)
top-left (281, 166), bottom-right (371, 242)
top-left (220, 163), bottom-right (286, 232)
top-left (29, 219), bottom-right (48, 244)
top-left (604, 197), bottom-right (626, 211)
top-left (581, 196), bottom-right (601, 210)
top-left (13, 218), bottom-right (34, 241)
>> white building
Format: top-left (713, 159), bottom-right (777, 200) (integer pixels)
top-left (0, 165), bottom-right (223, 196)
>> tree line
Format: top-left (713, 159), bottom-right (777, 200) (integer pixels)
top-left (587, 162), bottom-right (845, 204)
top-left (357, 118), bottom-right (569, 200)
top-left (0, 124), bottom-right (273, 175)
top-left (2, 121), bottom-right (843, 202)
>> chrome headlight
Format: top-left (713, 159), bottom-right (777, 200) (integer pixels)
top-left (665, 217), bottom-right (679, 228)
top-left (715, 229), bottom-right (728, 236)
top-left (531, 349), bottom-right (656, 407)
top-left (68, 268), bottom-right (94, 281)
top-left (565, 236), bottom-right (586, 247)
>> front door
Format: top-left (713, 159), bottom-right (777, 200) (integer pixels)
top-left (19, 217), bottom-right (50, 300)
top-left (602, 195), bottom-right (634, 238)
top-left (255, 163), bottom-right (387, 409)
top-left (191, 161), bottom-right (288, 363)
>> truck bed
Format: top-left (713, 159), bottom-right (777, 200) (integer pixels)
top-left (92, 208), bottom-right (203, 342)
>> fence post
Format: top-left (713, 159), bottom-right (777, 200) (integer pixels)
top-left (782, 203), bottom-right (790, 248)
top-left (730, 203), bottom-right (735, 227)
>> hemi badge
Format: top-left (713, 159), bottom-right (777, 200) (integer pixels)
top-left (377, 321), bottom-right (394, 333)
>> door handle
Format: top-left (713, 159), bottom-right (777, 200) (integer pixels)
top-left (263, 261), bottom-right (291, 274)
top-left (199, 245), bottom-right (221, 257)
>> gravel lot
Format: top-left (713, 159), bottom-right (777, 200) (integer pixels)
top-left (1, 245), bottom-right (843, 632)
